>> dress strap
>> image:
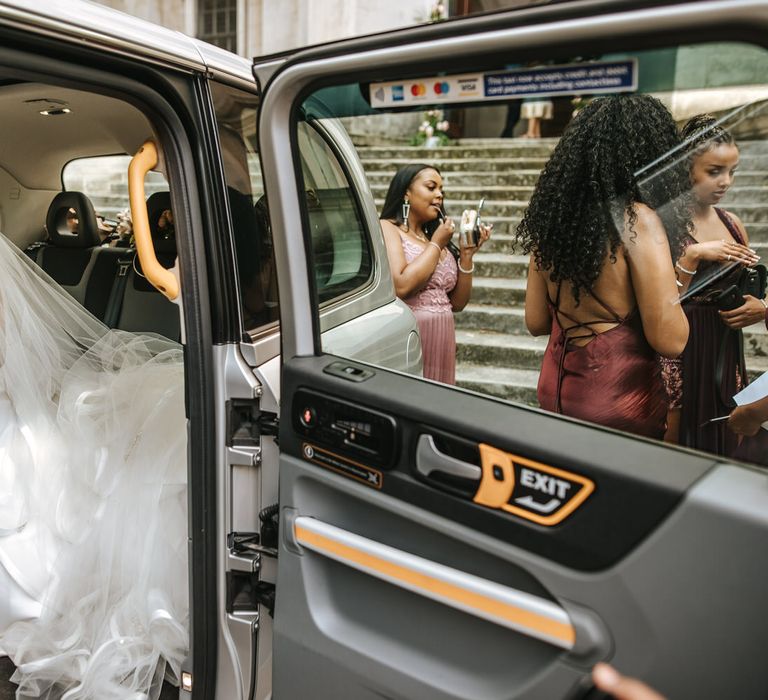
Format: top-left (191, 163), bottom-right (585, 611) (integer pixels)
top-left (715, 207), bottom-right (745, 245)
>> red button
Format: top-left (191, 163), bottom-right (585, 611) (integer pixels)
top-left (300, 407), bottom-right (316, 427)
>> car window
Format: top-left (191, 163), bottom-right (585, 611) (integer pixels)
top-left (295, 40), bottom-right (768, 471)
top-left (296, 121), bottom-right (373, 304)
top-left (63, 155), bottom-right (169, 222)
top-left (210, 81), bottom-right (278, 331)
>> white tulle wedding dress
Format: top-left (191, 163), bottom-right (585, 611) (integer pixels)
top-left (0, 233), bottom-right (188, 700)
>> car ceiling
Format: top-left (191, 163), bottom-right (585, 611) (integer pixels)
top-left (0, 83), bottom-right (154, 191)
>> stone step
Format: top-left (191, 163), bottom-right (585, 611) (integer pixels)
top-left (720, 186), bottom-right (768, 204)
top-left (455, 137), bottom-right (560, 149)
top-left (370, 183), bottom-right (536, 202)
top-left (456, 305), bottom-right (527, 335)
top-left (470, 277), bottom-right (527, 306)
top-left (374, 198), bottom-right (530, 218)
top-left (453, 325), bottom-right (768, 369)
top-left (455, 365), bottom-right (539, 406)
top-left (361, 157), bottom-right (549, 172)
top-left (365, 169), bottom-right (543, 187)
top-left (357, 144), bottom-right (557, 160)
top-left (456, 329), bottom-right (547, 368)
top-left (455, 359), bottom-right (768, 409)
top-left (474, 253), bottom-right (529, 278)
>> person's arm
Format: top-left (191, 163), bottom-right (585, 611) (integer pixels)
top-left (675, 210), bottom-right (759, 293)
top-left (524, 256), bottom-right (552, 336)
top-left (624, 204), bottom-right (689, 358)
top-left (449, 223), bottom-right (492, 311)
top-left (728, 395), bottom-right (768, 436)
top-left (717, 211), bottom-right (767, 329)
top-left (381, 219), bottom-right (451, 299)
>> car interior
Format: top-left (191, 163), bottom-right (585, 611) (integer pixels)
top-left (0, 80), bottom-right (181, 342)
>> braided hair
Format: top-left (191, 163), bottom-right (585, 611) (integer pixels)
top-left (516, 94), bottom-right (693, 303)
top-left (681, 113), bottom-right (737, 159)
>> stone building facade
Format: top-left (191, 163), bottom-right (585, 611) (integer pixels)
top-left (93, 0), bottom-right (439, 56)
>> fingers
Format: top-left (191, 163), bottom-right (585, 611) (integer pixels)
top-left (592, 663), bottom-right (666, 700)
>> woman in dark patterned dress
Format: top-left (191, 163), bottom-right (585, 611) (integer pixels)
top-left (518, 95), bottom-right (691, 439)
top-left (662, 116), bottom-right (765, 456)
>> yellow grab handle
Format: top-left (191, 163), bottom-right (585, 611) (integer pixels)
top-left (128, 140), bottom-right (179, 301)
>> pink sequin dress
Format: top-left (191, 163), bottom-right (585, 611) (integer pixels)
top-left (400, 234), bottom-right (458, 384)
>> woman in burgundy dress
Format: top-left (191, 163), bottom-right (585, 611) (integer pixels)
top-left (517, 95), bottom-right (691, 440)
top-left (380, 164), bottom-right (491, 384)
top-left (662, 116), bottom-right (764, 456)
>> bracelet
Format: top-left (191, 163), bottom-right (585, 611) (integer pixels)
top-left (675, 261), bottom-right (697, 276)
top-left (761, 299), bottom-right (768, 309)
top-left (427, 241), bottom-right (442, 254)
top-left (458, 261), bottom-right (475, 274)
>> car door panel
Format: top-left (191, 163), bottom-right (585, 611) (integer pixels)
top-left (276, 358), bottom-right (768, 698)
top-left (258, 2), bottom-right (768, 698)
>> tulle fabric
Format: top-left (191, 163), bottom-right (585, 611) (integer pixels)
top-left (0, 233), bottom-right (187, 699)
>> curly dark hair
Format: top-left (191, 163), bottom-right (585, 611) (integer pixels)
top-left (515, 94), bottom-right (693, 302)
top-left (380, 163), bottom-right (460, 259)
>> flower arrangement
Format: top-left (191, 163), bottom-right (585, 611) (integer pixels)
top-left (413, 109), bottom-right (451, 147)
top-left (429, 3), bottom-right (446, 21)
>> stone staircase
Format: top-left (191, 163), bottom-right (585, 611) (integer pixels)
top-left (360, 138), bottom-right (768, 405)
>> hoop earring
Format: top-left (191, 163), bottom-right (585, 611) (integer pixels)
top-left (402, 199), bottom-right (410, 221)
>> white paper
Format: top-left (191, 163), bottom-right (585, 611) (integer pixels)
top-left (733, 371), bottom-right (768, 430)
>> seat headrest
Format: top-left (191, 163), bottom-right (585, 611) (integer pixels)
top-left (146, 191), bottom-right (176, 254)
top-left (46, 191), bottom-right (101, 248)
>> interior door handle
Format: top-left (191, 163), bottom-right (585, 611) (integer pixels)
top-left (416, 434), bottom-right (481, 481)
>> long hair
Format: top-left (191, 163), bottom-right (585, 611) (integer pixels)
top-left (380, 163), bottom-right (459, 259)
top-left (681, 113), bottom-right (737, 159)
top-left (515, 94), bottom-right (693, 302)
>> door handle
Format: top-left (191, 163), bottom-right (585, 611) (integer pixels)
top-left (416, 434), bottom-right (481, 481)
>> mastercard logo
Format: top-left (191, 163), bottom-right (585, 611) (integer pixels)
top-left (410, 83), bottom-right (427, 96)
top-left (434, 81), bottom-right (450, 95)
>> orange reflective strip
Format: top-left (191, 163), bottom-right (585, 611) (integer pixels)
top-left (294, 523), bottom-right (575, 647)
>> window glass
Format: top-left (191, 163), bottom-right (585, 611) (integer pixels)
top-left (210, 81), bottom-right (278, 331)
top-left (197, 0), bottom-right (238, 53)
top-left (63, 156), bottom-right (168, 223)
top-left (297, 121), bottom-right (373, 303)
top-left (297, 41), bottom-right (768, 470)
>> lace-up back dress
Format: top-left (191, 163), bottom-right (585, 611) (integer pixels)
top-left (537, 283), bottom-right (668, 439)
top-left (400, 234), bottom-right (458, 384)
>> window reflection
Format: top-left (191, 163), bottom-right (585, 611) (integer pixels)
top-left (311, 41), bottom-right (768, 469)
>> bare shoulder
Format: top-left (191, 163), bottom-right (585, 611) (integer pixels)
top-left (380, 218), bottom-right (403, 239)
top-left (623, 202), bottom-right (668, 251)
top-left (723, 209), bottom-right (749, 243)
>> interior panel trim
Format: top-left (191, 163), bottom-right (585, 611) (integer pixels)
top-left (293, 516), bottom-right (576, 649)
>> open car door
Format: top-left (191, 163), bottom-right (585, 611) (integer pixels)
top-left (258, 1), bottom-right (768, 697)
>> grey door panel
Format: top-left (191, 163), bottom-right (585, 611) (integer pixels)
top-left (257, 2), bottom-right (768, 698)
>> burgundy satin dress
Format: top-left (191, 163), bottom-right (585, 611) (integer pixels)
top-left (537, 284), bottom-right (667, 439)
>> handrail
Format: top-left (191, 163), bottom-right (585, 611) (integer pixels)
top-left (128, 140), bottom-right (179, 301)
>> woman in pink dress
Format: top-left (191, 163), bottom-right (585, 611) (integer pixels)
top-left (380, 164), bottom-right (491, 383)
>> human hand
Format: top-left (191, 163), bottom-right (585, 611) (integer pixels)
top-left (719, 295), bottom-right (766, 329)
top-left (432, 217), bottom-right (456, 248)
top-left (690, 240), bottom-right (759, 266)
top-left (592, 663), bottom-right (666, 700)
top-left (728, 403), bottom-right (765, 437)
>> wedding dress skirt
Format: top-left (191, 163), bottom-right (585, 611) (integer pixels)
top-left (0, 233), bottom-right (188, 700)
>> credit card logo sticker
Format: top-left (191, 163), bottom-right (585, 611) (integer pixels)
top-left (391, 85), bottom-right (403, 101)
